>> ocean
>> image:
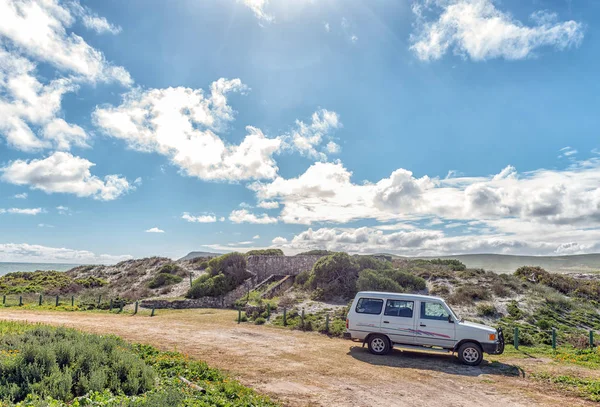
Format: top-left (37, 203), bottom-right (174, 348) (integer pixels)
top-left (0, 262), bottom-right (80, 276)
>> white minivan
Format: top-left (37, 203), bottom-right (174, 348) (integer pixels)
top-left (344, 291), bottom-right (504, 366)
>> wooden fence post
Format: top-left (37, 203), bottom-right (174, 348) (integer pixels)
top-left (238, 307), bottom-right (241, 324)
top-left (119, 301), bottom-right (124, 313)
top-left (71, 296), bottom-right (74, 307)
top-left (55, 295), bottom-right (59, 307)
top-left (109, 299), bottom-right (113, 311)
top-left (134, 301), bottom-right (138, 315)
top-left (514, 327), bottom-right (519, 350)
top-left (19, 296), bottom-right (23, 306)
top-left (267, 303), bottom-right (271, 320)
top-left (301, 308), bottom-right (305, 330)
top-left (189, 272), bottom-right (193, 287)
top-left (325, 314), bottom-right (330, 333)
top-left (283, 307), bottom-right (287, 326)
top-left (552, 328), bottom-right (556, 350)
top-left (97, 295), bottom-right (102, 307)
top-left (39, 294), bottom-right (42, 306)
top-left (2, 295), bottom-right (5, 305)
top-left (150, 308), bottom-right (155, 317)
top-left (590, 330), bottom-right (595, 348)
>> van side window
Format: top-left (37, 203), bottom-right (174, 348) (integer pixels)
top-left (384, 300), bottom-right (414, 318)
top-left (420, 302), bottom-right (450, 321)
top-left (355, 298), bottom-right (384, 315)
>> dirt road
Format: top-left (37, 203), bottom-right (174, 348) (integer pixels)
top-left (0, 309), bottom-right (593, 407)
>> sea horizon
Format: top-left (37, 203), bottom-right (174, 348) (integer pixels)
top-left (0, 262), bottom-right (82, 276)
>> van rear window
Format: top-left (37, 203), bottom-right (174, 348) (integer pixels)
top-left (355, 298), bottom-right (384, 315)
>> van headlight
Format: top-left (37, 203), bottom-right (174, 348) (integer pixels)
top-left (488, 333), bottom-right (496, 341)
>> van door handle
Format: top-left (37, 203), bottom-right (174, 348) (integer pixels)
top-left (383, 321), bottom-right (390, 324)
top-left (420, 323), bottom-right (427, 327)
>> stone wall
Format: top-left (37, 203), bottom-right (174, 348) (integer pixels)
top-left (247, 255), bottom-right (322, 282)
top-left (140, 297), bottom-right (224, 309)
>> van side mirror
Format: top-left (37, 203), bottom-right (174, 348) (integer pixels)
top-left (448, 315), bottom-right (454, 323)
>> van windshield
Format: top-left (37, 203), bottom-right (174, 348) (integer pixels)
top-left (446, 303), bottom-right (461, 322)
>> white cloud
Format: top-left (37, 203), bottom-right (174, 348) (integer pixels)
top-left (38, 223), bottom-right (53, 228)
top-left (229, 209), bottom-right (278, 224)
top-left (56, 205), bottom-right (69, 215)
top-left (271, 236), bottom-right (288, 245)
top-left (240, 0), bottom-right (274, 23)
top-left (1, 152), bottom-right (133, 201)
top-left (410, 0), bottom-right (584, 61)
top-left (0, 48), bottom-right (88, 151)
top-left (181, 212), bottom-right (218, 223)
top-left (0, 242), bottom-right (131, 263)
top-left (351, 35), bottom-right (358, 43)
top-left (239, 202), bottom-right (253, 208)
top-left (253, 235), bottom-right (260, 239)
top-left (324, 22), bottom-right (330, 32)
top-left (257, 200), bottom-right (279, 209)
top-left (286, 109), bottom-right (341, 160)
top-left (145, 227), bottom-right (165, 233)
top-left (275, 224), bottom-right (600, 257)
top-left (558, 146), bottom-right (577, 158)
top-left (0, 0), bottom-right (131, 85)
top-left (94, 79), bottom-right (284, 182)
top-left (13, 193), bottom-right (27, 199)
top-left (250, 158), bottom-right (600, 229)
top-left (0, 207), bottom-right (44, 215)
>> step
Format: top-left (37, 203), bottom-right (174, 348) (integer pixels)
top-left (393, 344), bottom-right (452, 354)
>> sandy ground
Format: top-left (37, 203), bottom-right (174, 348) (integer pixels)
top-left (0, 309), bottom-right (595, 407)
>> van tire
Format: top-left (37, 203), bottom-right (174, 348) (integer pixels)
top-left (457, 342), bottom-right (483, 366)
top-left (367, 334), bottom-right (390, 355)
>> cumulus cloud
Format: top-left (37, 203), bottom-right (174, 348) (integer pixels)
top-left (1, 152), bottom-right (133, 201)
top-left (410, 0), bottom-right (584, 61)
top-left (229, 209), bottom-right (278, 224)
top-left (0, 0), bottom-right (131, 85)
top-left (145, 227), bottom-right (164, 233)
top-left (0, 242), bottom-right (131, 263)
top-left (250, 158), bottom-right (600, 228)
top-left (94, 79), bottom-right (284, 182)
top-left (286, 109), bottom-right (341, 160)
top-left (0, 48), bottom-right (88, 151)
top-left (253, 235), bottom-right (260, 239)
top-left (271, 236), bottom-right (288, 245)
top-left (257, 201), bottom-right (279, 209)
top-left (181, 213), bottom-right (218, 223)
top-left (273, 224), bottom-right (600, 257)
top-left (13, 193), bottom-right (27, 199)
top-left (0, 207), bottom-right (44, 215)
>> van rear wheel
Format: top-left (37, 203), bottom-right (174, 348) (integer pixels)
top-left (457, 342), bottom-right (483, 366)
top-left (367, 334), bottom-right (390, 355)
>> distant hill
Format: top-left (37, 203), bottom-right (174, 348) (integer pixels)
top-left (178, 251), bottom-right (222, 261)
top-left (378, 253), bottom-right (600, 274)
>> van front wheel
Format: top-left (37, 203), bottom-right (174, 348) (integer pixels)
top-left (457, 342), bottom-right (483, 366)
top-left (367, 334), bottom-right (390, 355)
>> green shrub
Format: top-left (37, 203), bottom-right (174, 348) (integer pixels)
top-left (0, 326), bottom-right (155, 402)
top-left (157, 263), bottom-right (182, 275)
top-left (186, 253), bottom-right (249, 299)
top-left (309, 252), bottom-right (360, 300)
top-left (296, 250), bottom-right (334, 256)
top-left (356, 269), bottom-right (426, 293)
top-left (294, 270), bottom-right (311, 288)
top-left (507, 300), bottom-right (523, 319)
top-left (429, 284), bottom-right (449, 296)
top-left (0, 271), bottom-right (74, 294)
top-left (428, 258), bottom-right (466, 271)
top-left (491, 281), bottom-right (511, 297)
top-left (147, 273), bottom-right (183, 289)
top-left (73, 276), bottom-right (107, 288)
top-left (448, 284), bottom-right (490, 305)
top-left (246, 249), bottom-right (284, 256)
top-left (254, 317), bottom-right (266, 325)
top-left (476, 303), bottom-right (497, 317)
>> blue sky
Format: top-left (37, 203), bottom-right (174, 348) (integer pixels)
top-left (1, 0), bottom-right (600, 263)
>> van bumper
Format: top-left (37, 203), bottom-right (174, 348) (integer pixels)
top-left (481, 341), bottom-right (504, 355)
top-left (343, 332), bottom-right (352, 340)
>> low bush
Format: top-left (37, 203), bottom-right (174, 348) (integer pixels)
top-left (0, 326), bottom-right (155, 402)
top-left (254, 317), bottom-right (266, 325)
top-left (356, 269), bottom-right (426, 293)
top-left (476, 303), bottom-right (497, 317)
top-left (448, 284), bottom-right (490, 305)
top-left (429, 284), bottom-right (450, 297)
top-left (507, 300), bottom-right (524, 319)
top-left (148, 273), bottom-right (183, 289)
top-left (246, 249), bottom-right (284, 256)
top-left (73, 276), bottom-right (107, 288)
top-left (186, 253), bottom-right (249, 299)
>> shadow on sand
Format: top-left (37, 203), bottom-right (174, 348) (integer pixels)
top-left (348, 345), bottom-right (525, 378)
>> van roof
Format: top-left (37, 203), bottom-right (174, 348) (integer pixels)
top-left (355, 291), bottom-right (445, 302)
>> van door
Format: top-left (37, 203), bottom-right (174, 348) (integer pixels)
top-left (416, 301), bottom-right (456, 348)
top-left (353, 297), bottom-right (384, 334)
top-left (381, 299), bottom-right (416, 345)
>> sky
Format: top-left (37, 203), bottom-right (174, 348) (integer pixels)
top-left (1, 0), bottom-right (600, 263)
